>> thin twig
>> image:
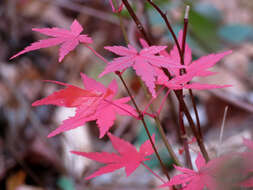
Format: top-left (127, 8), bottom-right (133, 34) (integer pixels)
top-left (154, 116), bottom-right (181, 166)
top-left (182, 5), bottom-right (203, 140)
top-left (147, 2), bottom-right (210, 161)
top-left (103, 99), bottom-right (139, 119)
top-left (141, 163), bottom-right (166, 184)
top-left (87, 43), bottom-right (178, 168)
top-left (157, 89), bottom-right (171, 116)
top-left (116, 72), bottom-right (171, 181)
top-left (112, 0), bottom-right (129, 44)
top-left (122, 0), bottom-right (152, 45)
top-left (218, 106), bottom-right (229, 156)
top-left (146, 0), bottom-right (183, 63)
top-left (178, 91), bottom-right (193, 169)
top-left (143, 86), bottom-right (165, 114)
top-left (86, 45), bottom-right (110, 64)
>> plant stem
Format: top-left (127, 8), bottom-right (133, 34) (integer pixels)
top-left (103, 99), bottom-right (139, 119)
top-left (178, 6), bottom-right (193, 168)
top-left (112, 0), bottom-right (129, 43)
top-left (154, 115), bottom-right (181, 166)
top-left (140, 81), bottom-right (182, 167)
top-left (146, 0), bottom-right (183, 64)
top-left (122, 0), bottom-right (182, 166)
top-left (143, 86), bottom-right (165, 114)
top-left (146, 1), bottom-right (210, 161)
top-left (183, 9), bottom-right (203, 140)
top-left (116, 72), bottom-right (171, 181)
top-left (141, 163), bottom-right (166, 184)
top-left (189, 89), bottom-right (202, 138)
top-left (87, 42), bottom-right (177, 174)
top-left (122, 0), bottom-right (152, 45)
top-left (178, 91), bottom-right (193, 169)
top-left (86, 45), bottom-right (110, 64)
top-left (182, 6), bottom-right (204, 151)
top-left (157, 89), bottom-right (170, 115)
top-left (174, 91), bottom-right (210, 161)
top-left (181, 6), bottom-right (190, 59)
top-left (147, 1), bottom-right (193, 165)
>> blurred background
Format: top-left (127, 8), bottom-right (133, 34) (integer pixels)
top-left (1, 0), bottom-right (253, 189)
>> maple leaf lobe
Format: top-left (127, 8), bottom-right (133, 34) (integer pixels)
top-left (71, 133), bottom-right (155, 179)
top-left (10, 20), bottom-right (92, 62)
top-left (32, 73), bottom-right (136, 138)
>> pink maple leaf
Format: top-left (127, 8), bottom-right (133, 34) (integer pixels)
top-left (138, 37), bottom-right (231, 91)
top-left (10, 19), bottom-right (93, 62)
top-left (161, 153), bottom-right (219, 190)
top-left (99, 44), bottom-right (182, 97)
top-left (32, 73), bottom-right (137, 138)
top-left (71, 132), bottom-right (155, 179)
top-left (167, 30), bottom-right (232, 77)
top-left (156, 69), bottom-right (231, 91)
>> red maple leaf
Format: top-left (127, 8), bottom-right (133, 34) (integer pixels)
top-left (165, 30), bottom-right (232, 77)
top-left (161, 153), bottom-right (219, 190)
top-left (99, 44), bottom-right (183, 97)
top-left (71, 132), bottom-right (155, 179)
top-left (32, 73), bottom-right (137, 138)
top-left (138, 37), bottom-right (232, 91)
top-left (156, 68), bottom-right (231, 90)
top-left (10, 20), bottom-right (92, 62)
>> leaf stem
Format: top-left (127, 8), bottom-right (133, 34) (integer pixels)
top-left (103, 99), bottom-right (139, 120)
top-left (154, 116), bottom-right (181, 166)
top-left (138, 76), bottom-right (182, 167)
top-left (112, 0), bottom-right (129, 44)
top-left (121, 0), bottom-right (182, 169)
top-left (116, 72), bottom-right (171, 181)
top-left (143, 86), bottom-right (165, 114)
top-left (146, 0), bottom-right (183, 64)
top-left (121, 0), bottom-right (152, 45)
top-left (157, 89), bottom-right (171, 116)
top-left (141, 162), bottom-right (166, 184)
top-left (178, 91), bottom-right (193, 169)
top-left (146, 1), bottom-right (210, 161)
top-left (178, 6), bottom-right (193, 168)
top-left (182, 6), bottom-right (206, 159)
top-left (86, 45), bottom-right (110, 64)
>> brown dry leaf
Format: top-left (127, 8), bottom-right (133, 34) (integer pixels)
top-left (6, 170), bottom-right (26, 190)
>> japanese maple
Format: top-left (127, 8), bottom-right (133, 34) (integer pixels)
top-left (163, 30), bottom-right (232, 77)
top-left (157, 69), bottom-right (232, 91)
top-left (99, 44), bottom-right (184, 97)
top-left (138, 37), bottom-right (232, 91)
top-left (71, 132), bottom-right (155, 179)
top-left (10, 20), bottom-right (92, 62)
top-left (32, 73), bottom-right (137, 138)
top-left (10, 0), bottom-right (251, 189)
top-left (161, 153), bottom-right (219, 190)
